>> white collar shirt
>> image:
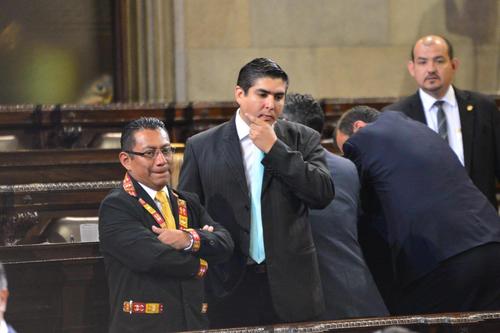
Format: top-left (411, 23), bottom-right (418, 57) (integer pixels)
top-left (235, 109), bottom-right (265, 191)
top-left (0, 320), bottom-right (7, 333)
top-left (420, 86), bottom-right (464, 165)
top-left (138, 181), bottom-right (170, 214)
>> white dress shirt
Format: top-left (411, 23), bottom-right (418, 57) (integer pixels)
top-left (138, 182), bottom-right (170, 214)
top-left (0, 319), bottom-right (8, 333)
top-left (235, 109), bottom-right (264, 192)
top-left (420, 86), bottom-right (464, 165)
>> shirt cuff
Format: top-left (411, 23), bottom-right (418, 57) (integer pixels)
top-left (182, 229), bottom-right (201, 252)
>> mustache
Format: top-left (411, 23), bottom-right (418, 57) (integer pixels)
top-left (425, 74), bottom-right (440, 80)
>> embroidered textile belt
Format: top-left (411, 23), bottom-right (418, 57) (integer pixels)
top-left (123, 301), bottom-right (164, 314)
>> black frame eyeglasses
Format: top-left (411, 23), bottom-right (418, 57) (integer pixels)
top-left (125, 146), bottom-right (175, 159)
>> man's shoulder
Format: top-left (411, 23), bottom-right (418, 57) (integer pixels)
top-left (455, 88), bottom-right (497, 108)
top-left (102, 185), bottom-right (126, 200)
top-left (325, 151), bottom-right (358, 177)
top-left (276, 119), bottom-right (319, 139)
top-left (326, 151), bottom-right (356, 169)
top-left (100, 185), bottom-right (132, 210)
top-left (187, 119), bottom-right (233, 145)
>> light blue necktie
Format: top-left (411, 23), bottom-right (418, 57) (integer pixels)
top-left (249, 147), bottom-right (265, 263)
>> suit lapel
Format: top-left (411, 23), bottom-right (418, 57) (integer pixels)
top-left (222, 118), bottom-right (250, 197)
top-left (455, 87), bottom-right (474, 172)
top-left (168, 187), bottom-right (180, 228)
top-left (129, 177), bottom-right (162, 226)
top-left (262, 122), bottom-right (284, 192)
top-left (410, 91), bottom-right (427, 124)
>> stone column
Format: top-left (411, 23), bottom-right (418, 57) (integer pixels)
top-left (117, 0), bottom-right (175, 102)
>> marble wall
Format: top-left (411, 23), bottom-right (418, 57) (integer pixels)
top-left (181, 0), bottom-right (500, 101)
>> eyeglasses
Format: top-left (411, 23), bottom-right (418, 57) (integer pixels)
top-left (125, 146), bottom-right (175, 159)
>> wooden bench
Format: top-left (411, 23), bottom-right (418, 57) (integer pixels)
top-left (0, 98), bottom-right (495, 149)
top-left (0, 145), bottom-right (185, 245)
top-left (1, 242), bottom-right (108, 333)
top-left (0, 181), bottom-right (117, 245)
top-left (0, 103), bottom-right (236, 149)
top-left (0, 143), bottom-right (184, 184)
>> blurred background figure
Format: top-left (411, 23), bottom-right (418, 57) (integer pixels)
top-left (0, 263), bottom-right (17, 333)
top-left (78, 74), bottom-right (113, 105)
top-left (282, 93), bottom-right (388, 319)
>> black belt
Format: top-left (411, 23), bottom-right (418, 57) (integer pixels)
top-left (247, 263), bottom-right (267, 274)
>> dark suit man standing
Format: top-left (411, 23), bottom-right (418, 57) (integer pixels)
top-left (336, 106), bottom-right (500, 315)
top-left (383, 35), bottom-right (500, 208)
top-left (179, 58), bottom-right (334, 328)
top-left (282, 93), bottom-right (388, 319)
top-left (99, 117), bottom-right (233, 333)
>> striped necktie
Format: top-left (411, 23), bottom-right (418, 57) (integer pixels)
top-left (249, 147), bottom-right (265, 263)
top-left (434, 100), bottom-right (448, 143)
top-left (155, 190), bottom-right (177, 229)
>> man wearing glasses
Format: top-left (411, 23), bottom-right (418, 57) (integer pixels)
top-left (98, 117), bottom-right (234, 333)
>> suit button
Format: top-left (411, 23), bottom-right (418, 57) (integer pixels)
top-left (209, 240), bottom-right (215, 246)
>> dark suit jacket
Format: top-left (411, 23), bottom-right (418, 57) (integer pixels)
top-left (310, 150), bottom-right (388, 319)
top-left (99, 175), bottom-right (234, 333)
top-left (178, 117), bottom-right (334, 322)
top-left (344, 111), bottom-right (500, 287)
top-left (383, 88), bottom-right (500, 207)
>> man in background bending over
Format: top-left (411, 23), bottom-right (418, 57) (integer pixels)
top-left (336, 106), bottom-right (500, 315)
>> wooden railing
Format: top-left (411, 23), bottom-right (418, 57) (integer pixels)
top-left (0, 145), bottom-right (185, 245)
top-left (2, 241), bottom-right (500, 332)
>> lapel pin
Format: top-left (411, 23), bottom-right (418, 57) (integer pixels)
top-left (466, 105), bottom-right (474, 112)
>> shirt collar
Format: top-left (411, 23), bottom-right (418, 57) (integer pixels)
top-left (235, 109), bottom-right (250, 141)
top-left (420, 85), bottom-right (457, 112)
top-left (137, 182), bottom-right (169, 201)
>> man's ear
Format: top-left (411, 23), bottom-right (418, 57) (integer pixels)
top-left (353, 120), bottom-right (367, 133)
top-left (119, 151), bottom-right (131, 171)
top-left (407, 60), bottom-right (415, 78)
top-left (234, 85), bottom-right (245, 103)
top-left (451, 58), bottom-right (459, 71)
top-left (0, 289), bottom-right (8, 312)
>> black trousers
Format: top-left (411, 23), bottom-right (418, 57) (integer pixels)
top-left (397, 242), bottom-right (500, 315)
top-left (208, 265), bottom-right (281, 329)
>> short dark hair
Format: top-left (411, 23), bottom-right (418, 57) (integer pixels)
top-left (236, 58), bottom-right (289, 94)
top-left (0, 263), bottom-right (7, 290)
top-left (410, 35), bottom-right (454, 61)
top-left (282, 93), bottom-right (324, 134)
top-left (121, 117), bottom-right (167, 152)
top-left (336, 105), bottom-right (380, 136)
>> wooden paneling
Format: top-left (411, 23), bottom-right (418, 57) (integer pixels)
top-left (1, 243), bottom-right (107, 333)
top-left (2, 98), bottom-right (497, 149)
